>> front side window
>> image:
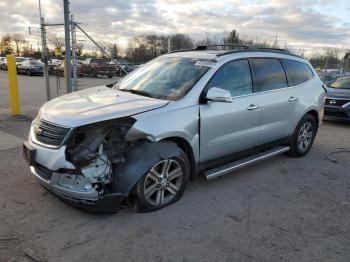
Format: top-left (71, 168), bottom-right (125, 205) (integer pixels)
top-left (251, 58), bottom-right (288, 92)
top-left (206, 59), bottom-right (253, 97)
top-left (117, 57), bottom-right (210, 100)
top-left (281, 59), bottom-right (314, 86)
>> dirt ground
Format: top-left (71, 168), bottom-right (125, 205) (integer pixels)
top-left (0, 72), bottom-right (350, 262)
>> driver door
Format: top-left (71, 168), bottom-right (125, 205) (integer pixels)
top-left (199, 59), bottom-right (261, 161)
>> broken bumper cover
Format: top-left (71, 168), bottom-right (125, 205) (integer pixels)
top-left (29, 165), bottom-right (124, 213)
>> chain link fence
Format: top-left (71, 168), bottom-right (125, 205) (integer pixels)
top-left (43, 22), bottom-right (178, 96)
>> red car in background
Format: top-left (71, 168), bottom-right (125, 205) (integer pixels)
top-left (83, 58), bottom-right (117, 78)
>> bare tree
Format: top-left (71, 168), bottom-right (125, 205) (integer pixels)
top-left (50, 34), bottom-right (64, 50)
top-left (225, 29), bottom-right (241, 45)
top-left (12, 33), bottom-right (25, 56)
top-left (0, 34), bottom-right (13, 55)
top-left (170, 33), bottom-right (193, 51)
top-left (109, 43), bottom-right (119, 59)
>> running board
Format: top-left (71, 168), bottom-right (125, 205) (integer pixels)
top-left (204, 146), bottom-right (290, 180)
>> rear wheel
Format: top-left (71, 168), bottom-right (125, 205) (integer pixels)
top-left (288, 114), bottom-right (317, 157)
top-left (134, 149), bottom-right (189, 212)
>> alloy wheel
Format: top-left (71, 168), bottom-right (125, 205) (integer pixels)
top-left (143, 159), bottom-right (184, 207)
top-left (297, 121), bottom-right (313, 153)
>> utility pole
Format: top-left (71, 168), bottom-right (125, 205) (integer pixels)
top-left (63, 0), bottom-right (72, 93)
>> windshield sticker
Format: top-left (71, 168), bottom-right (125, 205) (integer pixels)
top-left (195, 61), bottom-right (217, 68)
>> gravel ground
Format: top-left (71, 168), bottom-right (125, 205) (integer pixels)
top-left (0, 71), bottom-right (350, 262)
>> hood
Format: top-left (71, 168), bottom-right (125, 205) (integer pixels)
top-left (39, 86), bottom-right (168, 127)
top-left (326, 87), bottom-right (350, 99)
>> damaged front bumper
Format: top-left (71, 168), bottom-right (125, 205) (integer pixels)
top-left (28, 163), bottom-right (124, 213)
top-left (24, 134), bottom-right (125, 213)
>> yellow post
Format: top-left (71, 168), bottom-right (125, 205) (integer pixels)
top-left (6, 55), bottom-right (21, 116)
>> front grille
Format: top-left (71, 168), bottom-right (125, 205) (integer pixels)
top-left (325, 98), bottom-right (350, 107)
top-left (34, 119), bottom-right (71, 147)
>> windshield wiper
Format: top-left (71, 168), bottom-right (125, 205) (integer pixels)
top-left (119, 89), bottom-right (154, 98)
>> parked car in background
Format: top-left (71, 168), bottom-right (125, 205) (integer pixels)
top-left (324, 76), bottom-right (350, 121)
top-left (15, 57), bottom-right (34, 67)
top-left (83, 58), bottom-right (116, 78)
top-left (48, 59), bottom-right (61, 66)
top-left (319, 73), bottom-right (339, 85)
top-left (54, 61), bottom-right (85, 77)
top-left (17, 60), bottom-right (44, 76)
top-left (0, 57), bottom-right (34, 70)
top-left (0, 58), bottom-right (7, 70)
top-left (0, 57), bottom-right (6, 70)
top-left (47, 59), bottom-right (62, 75)
top-left (23, 47), bottom-right (325, 213)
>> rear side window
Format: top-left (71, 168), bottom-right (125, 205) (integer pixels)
top-left (281, 59), bottom-right (314, 86)
top-left (206, 59), bottom-right (253, 97)
top-left (251, 58), bottom-right (288, 92)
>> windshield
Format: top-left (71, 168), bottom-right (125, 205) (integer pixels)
top-left (330, 77), bottom-right (350, 89)
top-left (116, 57), bottom-right (211, 100)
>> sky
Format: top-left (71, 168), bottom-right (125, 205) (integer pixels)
top-left (0, 0), bottom-right (349, 49)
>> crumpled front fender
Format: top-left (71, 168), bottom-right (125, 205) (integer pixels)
top-left (112, 141), bottom-right (180, 194)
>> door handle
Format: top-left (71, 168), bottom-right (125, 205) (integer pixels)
top-left (288, 96), bottom-right (298, 102)
top-left (247, 104), bottom-right (260, 111)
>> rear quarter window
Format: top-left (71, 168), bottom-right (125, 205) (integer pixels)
top-left (281, 59), bottom-right (314, 86)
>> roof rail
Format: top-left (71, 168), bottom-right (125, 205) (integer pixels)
top-left (254, 47), bottom-right (291, 53)
top-left (194, 44), bottom-right (252, 50)
top-left (169, 45), bottom-right (300, 58)
top-left (216, 47), bottom-right (300, 57)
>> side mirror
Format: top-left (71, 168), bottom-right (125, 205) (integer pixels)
top-left (206, 87), bottom-right (232, 103)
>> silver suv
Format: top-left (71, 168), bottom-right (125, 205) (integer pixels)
top-left (23, 46), bottom-right (326, 213)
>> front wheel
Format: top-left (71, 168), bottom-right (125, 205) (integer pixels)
top-left (134, 149), bottom-right (189, 212)
top-left (288, 114), bottom-right (317, 157)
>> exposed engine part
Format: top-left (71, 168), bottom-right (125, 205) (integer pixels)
top-left (66, 118), bottom-right (135, 163)
top-left (80, 143), bottom-right (112, 184)
top-left (65, 118), bottom-right (136, 187)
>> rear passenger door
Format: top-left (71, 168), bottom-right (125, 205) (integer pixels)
top-left (250, 58), bottom-right (298, 144)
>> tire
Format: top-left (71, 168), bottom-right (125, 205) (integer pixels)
top-left (133, 148), bottom-right (190, 212)
top-left (26, 69), bottom-right (31, 76)
top-left (288, 114), bottom-right (317, 157)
